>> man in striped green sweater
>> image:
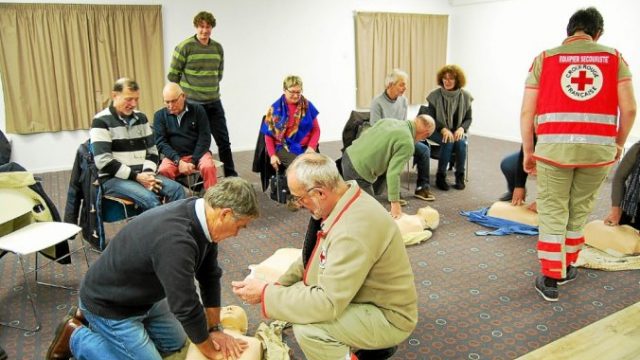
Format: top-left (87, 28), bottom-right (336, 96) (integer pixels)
top-left (168, 11), bottom-right (237, 177)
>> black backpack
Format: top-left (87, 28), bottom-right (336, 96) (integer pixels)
top-left (269, 172), bottom-right (289, 204)
top-left (341, 110), bottom-right (370, 152)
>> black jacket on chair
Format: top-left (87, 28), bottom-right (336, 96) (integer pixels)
top-left (251, 126), bottom-right (275, 192)
top-left (64, 140), bottom-right (103, 250)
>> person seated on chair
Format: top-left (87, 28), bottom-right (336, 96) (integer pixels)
top-left (423, 64), bottom-right (473, 191)
top-left (370, 68), bottom-right (435, 202)
top-left (47, 178), bottom-right (259, 360)
top-left (262, 75), bottom-right (320, 172)
top-left (232, 153), bottom-right (417, 360)
top-left (154, 83), bottom-right (218, 191)
top-left (341, 115), bottom-right (435, 218)
top-left (90, 78), bottom-right (186, 210)
top-left (604, 140), bottom-right (640, 230)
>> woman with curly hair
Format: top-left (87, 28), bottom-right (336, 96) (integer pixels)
top-left (423, 64), bottom-right (473, 190)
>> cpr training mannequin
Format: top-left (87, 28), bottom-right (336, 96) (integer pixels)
top-left (247, 248), bottom-right (301, 283)
top-left (187, 305), bottom-right (262, 360)
top-left (487, 201), bottom-right (538, 227)
top-left (395, 206), bottom-right (440, 245)
top-left (584, 220), bottom-right (640, 257)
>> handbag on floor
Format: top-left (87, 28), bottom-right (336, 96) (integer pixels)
top-left (269, 172), bottom-right (289, 204)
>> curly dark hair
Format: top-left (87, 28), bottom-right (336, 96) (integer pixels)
top-left (566, 7), bottom-right (603, 38)
top-left (193, 11), bottom-right (216, 28)
top-left (436, 64), bottom-right (466, 89)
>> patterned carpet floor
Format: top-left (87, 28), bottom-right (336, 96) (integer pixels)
top-left (1, 136), bottom-right (638, 359)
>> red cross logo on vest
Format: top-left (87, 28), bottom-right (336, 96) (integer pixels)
top-left (571, 70), bottom-right (594, 90)
top-left (561, 64), bottom-right (603, 101)
top-left (319, 245), bottom-right (327, 269)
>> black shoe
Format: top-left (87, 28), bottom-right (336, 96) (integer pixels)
top-left (499, 192), bottom-right (513, 201)
top-left (454, 173), bottom-right (465, 190)
top-left (0, 345), bottom-right (7, 360)
top-left (557, 266), bottom-right (578, 285)
top-left (436, 173), bottom-right (449, 191)
top-left (535, 275), bottom-right (558, 302)
top-left (355, 345), bottom-right (398, 360)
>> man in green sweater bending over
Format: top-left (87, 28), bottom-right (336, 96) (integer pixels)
top-left (341, 114), bottom-right (435, 218)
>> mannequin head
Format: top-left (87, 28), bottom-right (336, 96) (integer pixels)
top-left (395, 206), bottom-right (440, 235)
top-left (220, 305), bottom-right (248, 334)
top-left (417, 206), bottom-right (440, 230)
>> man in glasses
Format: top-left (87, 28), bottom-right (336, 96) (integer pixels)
top-left (154, 83), bottom-right (219, 191)
top-left (47, 178), bottom-right (259, 360)
top-left (232, 153), bottom-right (417, 360)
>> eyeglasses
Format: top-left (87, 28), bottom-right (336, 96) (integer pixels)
top-left (286, 88), bottom-right (302, 96)
top-left (289, 187), bottom-right (318, 205)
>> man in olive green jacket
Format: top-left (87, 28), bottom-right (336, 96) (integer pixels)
top-left (232, 153), bottom-right (417, 360)
top-left (342, 114), bottom-right (435, 218)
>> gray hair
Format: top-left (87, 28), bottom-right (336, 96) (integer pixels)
top-left (203, 178), bottom-right (259, 218)
top-left (384, 68), bottom-right (408, 88)
top-left (287, 153), bottom-right (343, 191)
top-left (416, 114), bottom-right (435, 130)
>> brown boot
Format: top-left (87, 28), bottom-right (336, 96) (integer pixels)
top-left (46, 309), bottom-right (83, 360)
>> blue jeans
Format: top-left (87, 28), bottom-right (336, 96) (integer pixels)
top-left (429, 131), bottom-right (467, 175)
top-left (414, 141), bottom-right (431, 189)
top-left (70, 299), bottom-right (187, 360)
top-left (102, 175), bottom-right (186, 211)
top-left (500, 151), bottom-right (520, 194)
top-left (203, 100), bottom-right (237, 177)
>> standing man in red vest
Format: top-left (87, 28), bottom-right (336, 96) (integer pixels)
top-left (521, 7), bottom-right (636, 302)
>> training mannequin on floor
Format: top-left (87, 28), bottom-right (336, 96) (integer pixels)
top-left (487, 200), bottom-right (538, 227)
top-left (247, 248), bottom-right (302, 283)
top-left (395, 206), bottom-right (440, 245)
top-left (187, 305), bottom-right (262, 360)
top-left (584, 220), bottom-right (640, 257)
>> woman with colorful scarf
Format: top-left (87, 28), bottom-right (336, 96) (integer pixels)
top-left (261, 75), bottom-right (320, 172)
top-left (423, 64), bottom-right (473, 191)
top-left (605, 141), bottom-right (640, 230)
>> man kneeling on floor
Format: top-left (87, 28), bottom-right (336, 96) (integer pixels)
top-left (232, 153), bottom-right (418, 360)
top-left (47, 178), bottom-right (259, 360)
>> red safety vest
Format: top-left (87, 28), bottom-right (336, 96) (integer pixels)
top-left (535, 50), bottom-right (619, 148)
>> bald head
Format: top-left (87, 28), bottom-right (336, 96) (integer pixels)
top-left (413, 114), bottom-right (436, 141)
top-left (163, 83), bottom-right (186, 115)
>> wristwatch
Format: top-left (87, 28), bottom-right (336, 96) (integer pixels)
top-left (208, 324), bottom-right (222, 333)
